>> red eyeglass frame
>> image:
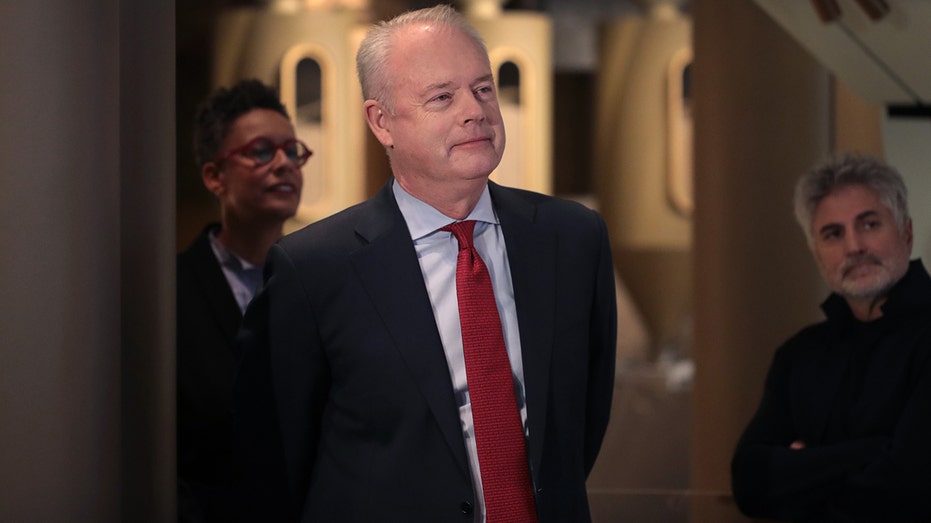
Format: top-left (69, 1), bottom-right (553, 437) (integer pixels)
top-left (213, 136), bottom-right (313, 167)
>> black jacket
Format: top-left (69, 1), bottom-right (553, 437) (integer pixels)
top-left (732, 259), bottom-right (931, 522)
top-left (177, 224), bottom-right (242, 522)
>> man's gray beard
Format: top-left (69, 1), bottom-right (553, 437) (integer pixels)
top-left (839, 270), bottom-right (896, 299)
top-left (837, 255), bottom-right (907, 299)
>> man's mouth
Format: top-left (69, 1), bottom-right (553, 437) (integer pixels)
top-left (454, 136), bottom-right (492, 148)
top-left (842, 256), bottom-right (882, 278)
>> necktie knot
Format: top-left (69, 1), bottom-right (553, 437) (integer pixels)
top-left (442, 220), bottom-right (477, 251)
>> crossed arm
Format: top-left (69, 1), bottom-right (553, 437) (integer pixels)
top-left (731, 342), bottom-right (931, 522)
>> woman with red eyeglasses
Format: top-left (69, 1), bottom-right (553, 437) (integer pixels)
top-left (177, 79), bottom-right (311, 523)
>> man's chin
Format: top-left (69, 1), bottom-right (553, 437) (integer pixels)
top-left (839, 273), bottom-right (893, 299)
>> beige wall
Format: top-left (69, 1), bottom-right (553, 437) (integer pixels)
top-left (0, 0), bottom-right (175, 520)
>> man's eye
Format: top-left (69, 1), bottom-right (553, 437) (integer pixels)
top-left (475, 85), bottom-right (496, 98)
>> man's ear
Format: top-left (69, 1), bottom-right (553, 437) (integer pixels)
top-left (363, 100), bottom-right (393, 149)
top-left (905, 218), bottom-right (914, 249)
top-left (202, 162), bottom-right (224, 197)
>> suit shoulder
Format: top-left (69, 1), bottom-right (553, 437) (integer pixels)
top-left (276, 197), bottom-right (391, 261)
top-left (493, 184), bottom-right (605, 226)
top-left (498, 185), bottom-right (591, 208)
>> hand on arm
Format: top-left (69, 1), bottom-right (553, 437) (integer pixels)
top-left (731, 346), bottom-right (885, 521)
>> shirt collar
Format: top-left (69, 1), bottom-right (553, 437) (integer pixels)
top-left (392, 178), bottom-right (498, 241)
top-left (207, 227), bottom-right (259, 273)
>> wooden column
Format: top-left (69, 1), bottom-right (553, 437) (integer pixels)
top-left (690, 0), bottom-right (829, 519)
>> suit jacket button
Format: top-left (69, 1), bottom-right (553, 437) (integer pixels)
top-left (460, 502), bottom-right (473, 516)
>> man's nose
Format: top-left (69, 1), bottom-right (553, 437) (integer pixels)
top-left (845, 232), bottom-right (865, 254)
top-left (460, 95), bottom-right (486, 124)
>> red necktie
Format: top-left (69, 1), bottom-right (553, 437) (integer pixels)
top-left (442, 220), bottom-right (537, 523)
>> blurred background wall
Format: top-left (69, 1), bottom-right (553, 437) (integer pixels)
top-left (2, 0), bottom-right (928, 520)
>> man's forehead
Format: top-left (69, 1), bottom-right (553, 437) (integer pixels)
top-left (812, 185), bottom-right (888, 224)
top-left (390, 28), bottom-right (491, 91)
top-left (417, 72), bottom-right (493, 92)
top-left (395, 21), bottom-right (459, 47)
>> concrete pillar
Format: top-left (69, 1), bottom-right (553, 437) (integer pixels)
top-left (120, 0), bottom-right (176, 520)
top-left (0, 0), bottom-right (174, 520)
top-left (690, 0), bottom-right (829, 519)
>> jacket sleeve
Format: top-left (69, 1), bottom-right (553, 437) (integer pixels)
top-left (583, 214), bottom-right (617, 477)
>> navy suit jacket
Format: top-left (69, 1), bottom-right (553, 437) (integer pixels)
top-left (233, 180), bottom-right (617, 522)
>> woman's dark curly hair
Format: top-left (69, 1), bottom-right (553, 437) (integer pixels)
top-left (192, 79), bottom-right (289, 167)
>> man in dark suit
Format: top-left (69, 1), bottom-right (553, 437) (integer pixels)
top-left (233, 5), bottom-right (617, 522)
top-left (731, 154), bottom-right (931, 521)
top-left (177, 79), bottom-right (309, 522)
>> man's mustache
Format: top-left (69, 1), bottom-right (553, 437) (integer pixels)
top-left (841, 253), bottom-right (883, 275)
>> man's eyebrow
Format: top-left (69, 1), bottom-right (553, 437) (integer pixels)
top-left (817, 210), bottom-right (882, 235)
top-left (419, 81), bottom-right (454, 97)
top-left (472, 74), bottom-right (494, 85)
top-left (818, 222), bottom-right (842, 236)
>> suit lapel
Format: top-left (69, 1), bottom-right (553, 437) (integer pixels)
top-left (490, 184), bottom-right (556, 477)
top-left (191, 229), bottom-right (242, 347)
top-left (350, 183), bottom-right (471, 477)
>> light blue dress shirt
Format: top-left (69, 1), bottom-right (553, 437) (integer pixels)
top-left (392, 180), bottom-right (529, 523)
